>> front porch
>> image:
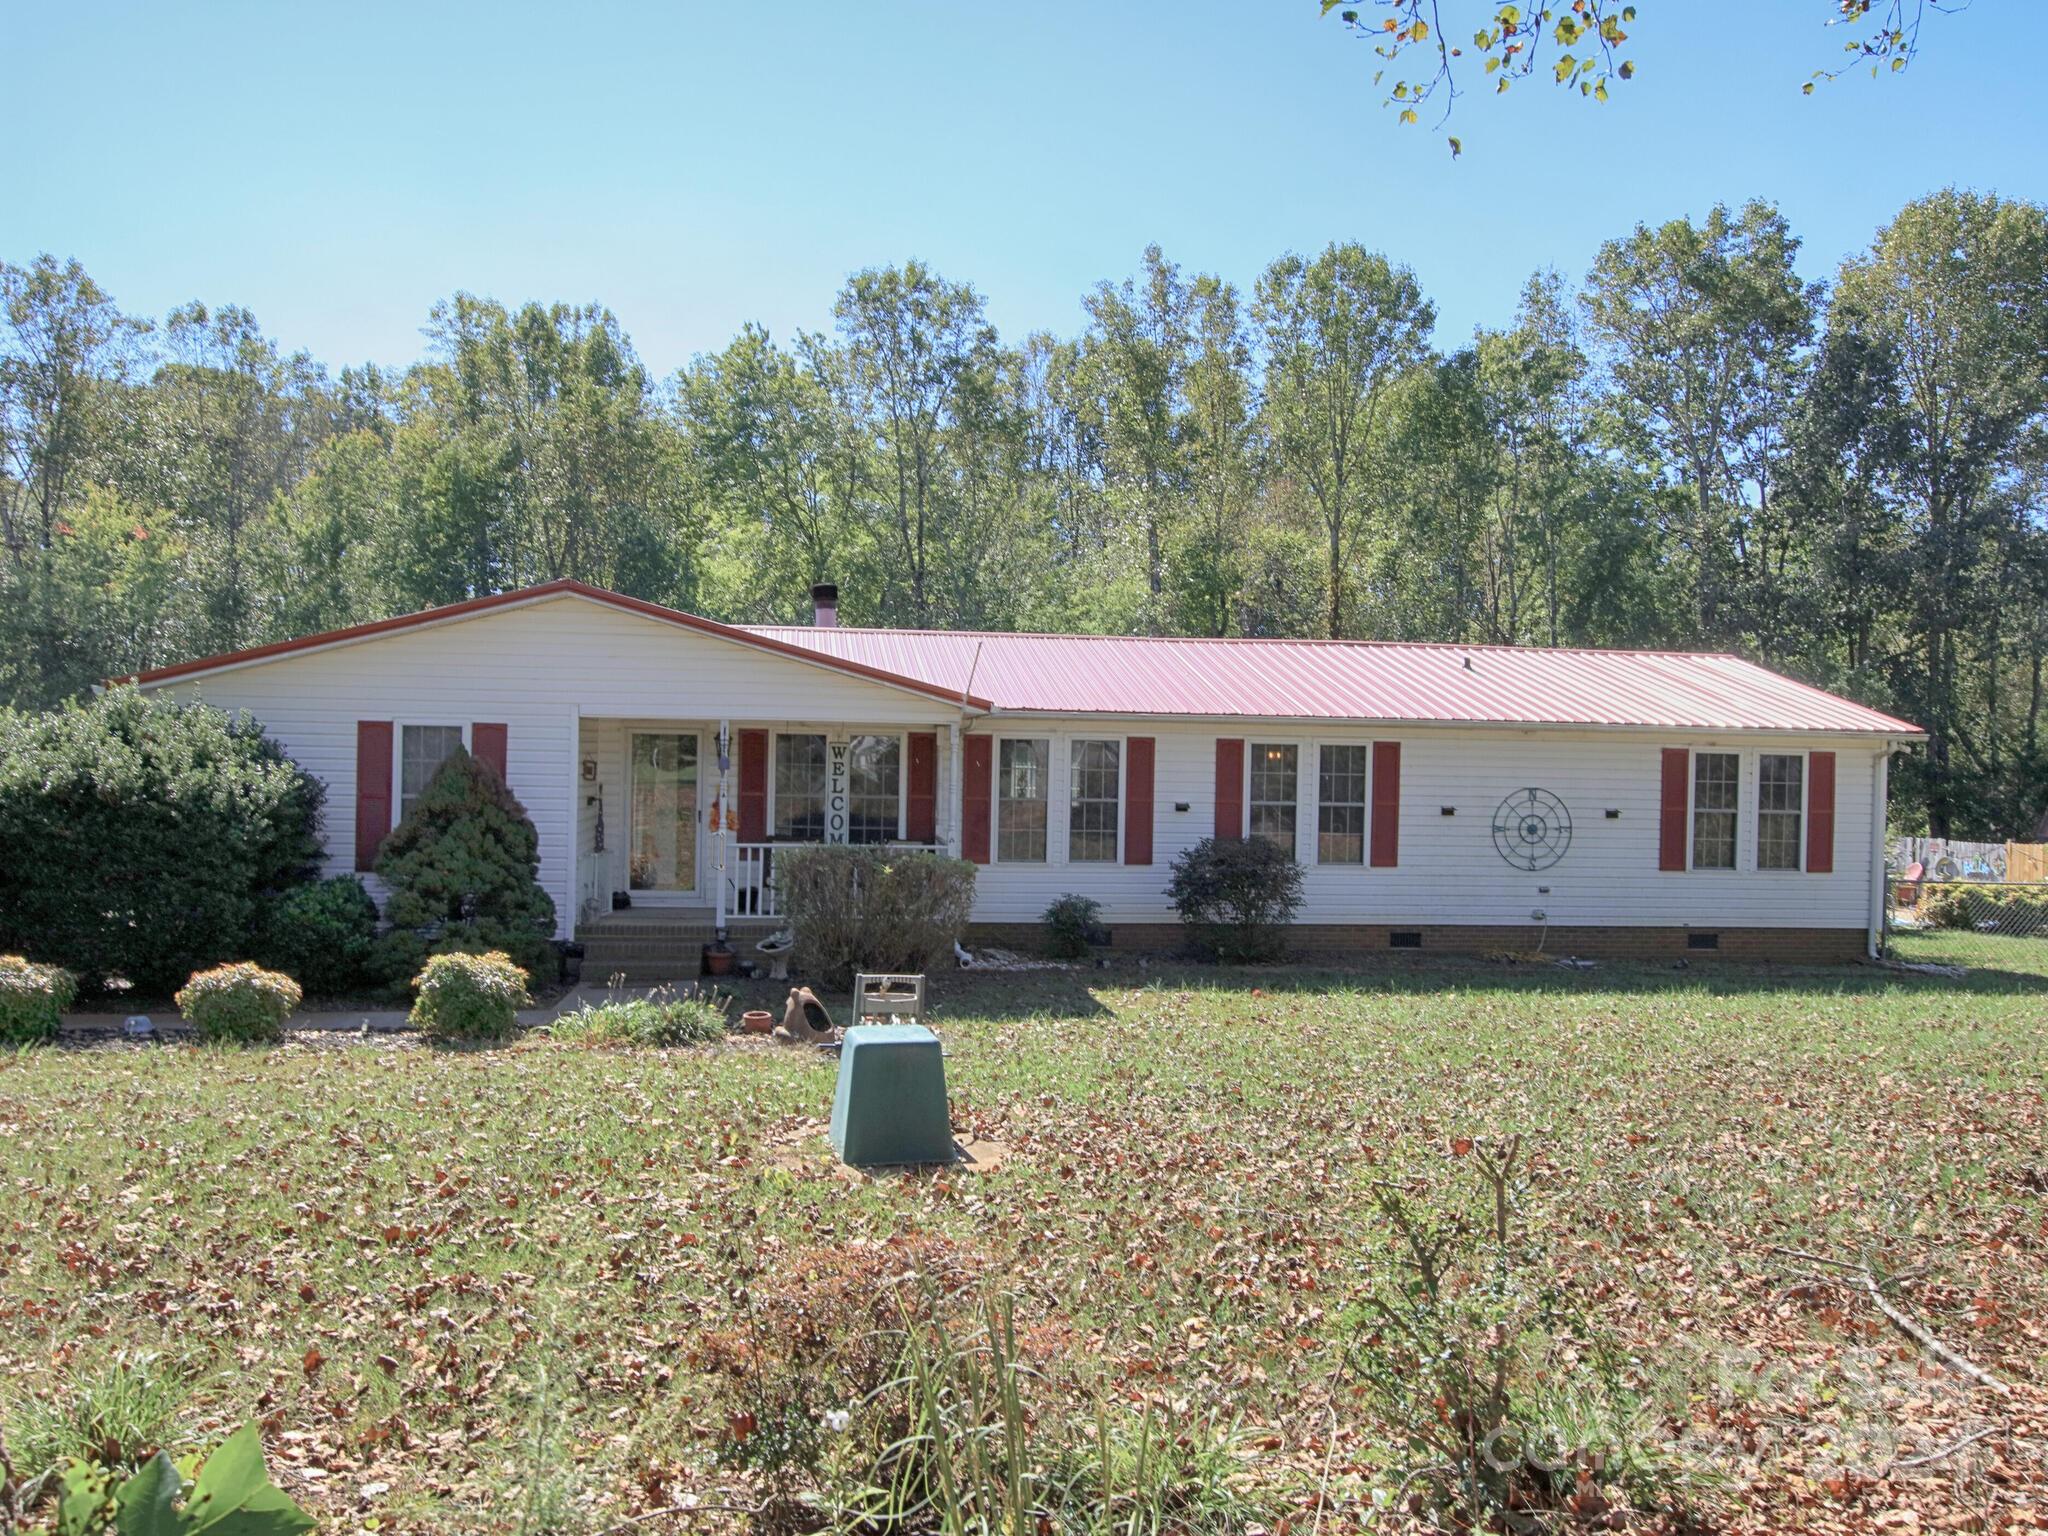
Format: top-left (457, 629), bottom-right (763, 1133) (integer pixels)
top-left (570, 714), bottom-right (960, 968)
top-left (574, 907), bottom-right (785, 984)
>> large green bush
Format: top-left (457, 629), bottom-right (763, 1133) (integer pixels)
top-left (775, 846), bottom-right (976, 988)
top-left (0, 690), bottom-right (323, 995)
top-left (409, 950), bottom-right (531, 1041)
top-left (374, 747), bottom-right (556, 982)
top-left (1165, 836), bottom-right (1305, 962)
top-left (174, 962), bottom-right (303, 1044)
top-left (258, 876), bottom-right (380, 997)
top-left (0, 954), bottom-right (78, 1045)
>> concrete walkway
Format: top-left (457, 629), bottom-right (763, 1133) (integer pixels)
top-left (62, 984), bottom-right (621, 1037)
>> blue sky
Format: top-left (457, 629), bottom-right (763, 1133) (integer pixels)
top-left (7, 1), bottom-right (2041, 375)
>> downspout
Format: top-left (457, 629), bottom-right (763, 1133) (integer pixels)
top-left (565, 704), bottom-right (580, 941)
top-left (947, 723), bottom-right (963, 858)
top-left (715, 719), bottom-right (731, 945)
top-left (1868, 746), bottom-right (1891, 960)
top-left (949, 642), bottom-right (983, 860)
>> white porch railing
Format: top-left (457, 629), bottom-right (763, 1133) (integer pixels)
top-left (723, 841), bottom-right (946, 923)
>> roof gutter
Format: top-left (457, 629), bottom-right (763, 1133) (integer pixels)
top-left (967, 707), bottom-right (1928, 741)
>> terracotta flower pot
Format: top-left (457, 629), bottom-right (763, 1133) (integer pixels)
top-left (742, 1009), bottom-right (775, 1035)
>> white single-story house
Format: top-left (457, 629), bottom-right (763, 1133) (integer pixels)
top-left (124, 579), bottom-right (1924, 971)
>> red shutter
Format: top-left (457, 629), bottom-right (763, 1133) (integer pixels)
top-left (1214, 739), bottom-right (1244, 839)
top-left (1124, 737), bottom-right (1154, 865)
top-left (1369, 741), bottom-right (1402, 867)
top-left (738, 729), bottom-right (768, 842)
top-left (472, 722), bottom-right (507, 782)
top-left (1659, 747), bottom-right (1690, 871)
top-left (1807, 750), bottom-right (1836, 874)
top-left (354, 721), bottom-right (393, 872)
top-left (962, 736), bottom-right (992, 864)
top-left (906, 732), bottom-right (938, 844)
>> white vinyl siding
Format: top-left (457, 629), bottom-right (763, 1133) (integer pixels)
top-left (150, 592), bottom-right (961, 937)
top-left (948, 721), bottom-right (1883, 934)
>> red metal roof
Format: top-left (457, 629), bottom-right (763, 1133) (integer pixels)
top-left (115, 578), bottom-right (1919, 736)
top-left (744, 625), bottom-right (1923, 735)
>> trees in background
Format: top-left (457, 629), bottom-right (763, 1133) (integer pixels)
top-left (2, 191), bottom-right (2044, 836)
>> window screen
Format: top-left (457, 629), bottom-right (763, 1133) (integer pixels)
top-left (1069, 740), bottom-right (1121, 862)
top-left (1692, 752), bottom-right (1738, 870)
top-left (997, 739), bottom-right (1049, 862)
top-left (1249, 744), bottom-right (1298, 853)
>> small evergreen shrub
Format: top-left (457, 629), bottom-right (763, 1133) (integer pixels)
top-left (174, 962), bottom-right (302, 1044)
top-left (0, 954), bottom-right (77, 1045)
top-left (554, 985), bottom-right (731, 1047)
top-left (375, 748), bottom-right (556, 982)
top-left (776, 846), bottom-right (976, 987)
top-left (409, 949), bottom-right (531, 1041)
top-left (1041, 893), bottom-right (1106, 959)
top-left (259, 876), bottom-right (380, 997)
top-left (1166, 836), bottom-right (1305, 962)
top-left (0, 689), bottom-right (322, 993)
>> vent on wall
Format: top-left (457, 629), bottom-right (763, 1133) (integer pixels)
top-left (1687, 931), bottom-right (1721, 951)
top-left (1389, 930), bottom-right (1423, 950)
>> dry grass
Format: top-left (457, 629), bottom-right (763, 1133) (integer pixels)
top-left (1, 930), bottom-right (2044, 1533)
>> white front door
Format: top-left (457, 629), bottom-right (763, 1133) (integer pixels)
top-left (628, 730), bottom-right (701, 901)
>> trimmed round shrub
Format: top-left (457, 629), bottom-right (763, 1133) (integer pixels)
top-left (174, 962), bottom-right (303, 1044)
top-left (375, 749), bottom-right (556, 983)
top-left (259, 877), bottom-right (380, 997)
top-left (1166, 836), bottom-right (1305, 963)
top-left (0, 955), bottom-right (78, 1046)
top-left (1041, 893), bottom-right (1106, 959)
top-left (409, 950), bottom-right (531, 1041)
top-left (0, 690), bottom-right (323, 994)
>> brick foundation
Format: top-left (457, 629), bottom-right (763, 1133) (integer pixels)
top-left (964, 921), bottom-right (1868, 965)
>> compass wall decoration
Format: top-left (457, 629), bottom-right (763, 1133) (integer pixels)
top-left (1491, 788), bottom-right (1573, 871)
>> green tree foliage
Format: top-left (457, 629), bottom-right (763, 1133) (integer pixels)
top-left (1, 195), bottom-right (2044, 839)
top-left (373, 747), bottom-right (557, 980)
top-left (1821, 190), bottom-right (2048, 835)
top-left (1322, 2), bottom-right (1954, 148)
top-left (1255, 243), bottom-right (1435, 637)
top-left (1582, 201), bottom-right (1819, 648)
top-left (0, 690), bottom-right (323, 993)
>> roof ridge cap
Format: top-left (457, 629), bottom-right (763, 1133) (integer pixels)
top-left (744, 624), bottom-right (1742, 659)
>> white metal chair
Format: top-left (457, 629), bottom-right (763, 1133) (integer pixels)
top-left (852, 972), bottom-right (926, 1026)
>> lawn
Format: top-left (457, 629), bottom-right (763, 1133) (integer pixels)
top-left (2, 933), bottom-right (2045, 1534)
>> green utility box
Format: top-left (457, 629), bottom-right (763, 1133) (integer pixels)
top-left (829, 1023), bottom-right (954, 1167)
